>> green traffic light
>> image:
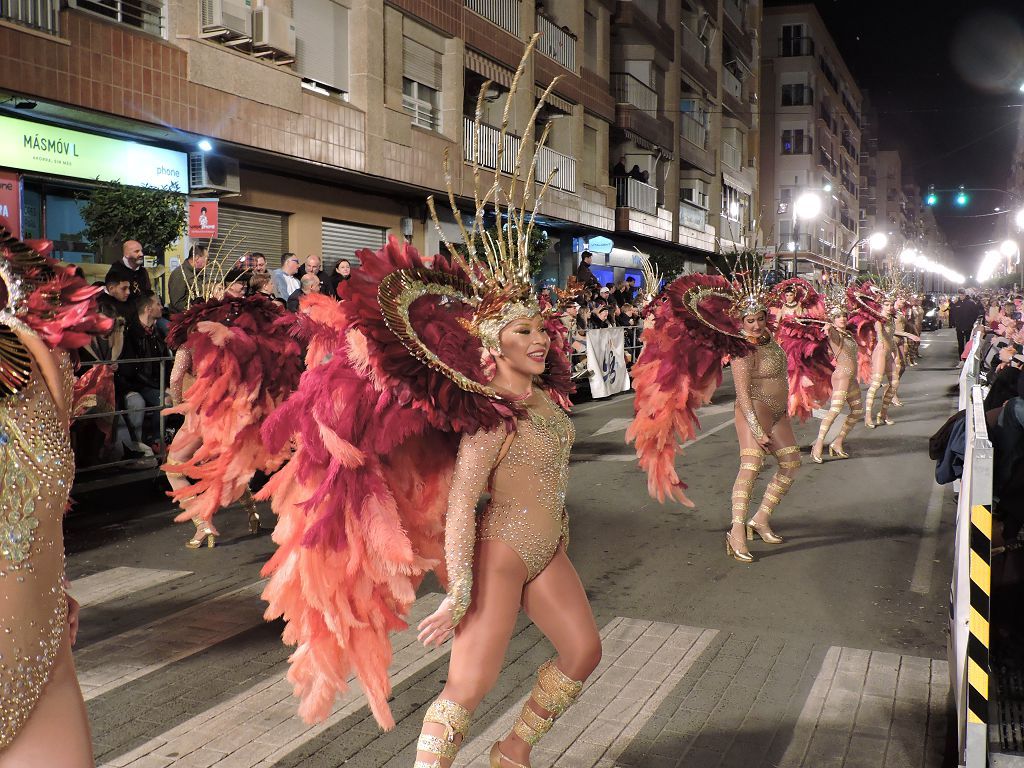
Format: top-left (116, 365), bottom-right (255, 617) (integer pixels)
top-left (955, 192), bottom-right (968, 206)
top-left (925, 193), bottom-right (938, 206)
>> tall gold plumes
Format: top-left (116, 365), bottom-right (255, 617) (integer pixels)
top-left (185, 226), bottom-right (251, 306)
top-left (426, 33), bottom-right (560, 301)
top-left (634, 249), bottom-right (662, 307)
top-left (714, 251), bottom-right (770, 316)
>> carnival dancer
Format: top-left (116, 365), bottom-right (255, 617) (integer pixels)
top-left (628, 254), bottom-right (801, 564)
top-left (0, 229), bottom-right (111, 764)
top-left (809, 282), bottom-right (863, 462)
top-left (257, 37), bottom-right (600, 768)
top-left (163, 269), bottom-right (303, 548)
top-left (908, 295), bottom-right (924, 365)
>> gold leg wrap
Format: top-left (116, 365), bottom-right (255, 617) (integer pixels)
top-left (753, 447), bottom-right (800, 520)
top-left (864, 374), bottom-right (884, 424)
top-left (837, 392), bottom-right (863, 442)
top-left (511, 660), bottom-right (584, 746)
top-left (879, 376), bottom-right (897, 419)
top-left (731, 449), bottom-right (764, 520)
top-left (415, 698), bottom-right (472, 768)
top-left (815, 389), bottom-right (847, 444)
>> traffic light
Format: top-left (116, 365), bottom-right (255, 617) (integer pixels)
top-left (925, 185), bottom-right (938, 206)
top-left (955, 185), bottom-right (969, 207)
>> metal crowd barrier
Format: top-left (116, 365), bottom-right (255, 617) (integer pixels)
top-left (950, 325), bottom-right (994, 768)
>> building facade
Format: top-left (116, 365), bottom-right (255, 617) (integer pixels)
top-left (759, 3), bottom-right (861, 277)
top-left (0, 0), bottom-right (760, 286)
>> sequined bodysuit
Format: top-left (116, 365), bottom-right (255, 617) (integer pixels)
top-left (444, 388), bottom-right (574, 624)
top-left (0, 349), bottom-right (73, 749)
top-left (829, 329), bottom-right (857, 388)
top-left (732, 337), bottom-right (788, 438)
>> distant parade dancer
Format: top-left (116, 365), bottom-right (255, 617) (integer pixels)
top-left (163, 269), bottom-right (303, 548)
top-left (628, 254), bottom-right (801, 564)
top-left (0, 229), bottom-right (111, 764)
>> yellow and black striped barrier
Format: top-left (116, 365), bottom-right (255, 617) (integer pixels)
top-left (966, 502), bottom-right (991, 727)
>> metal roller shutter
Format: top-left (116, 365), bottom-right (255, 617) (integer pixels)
top-left (209, 207), bottom-right (289, 268)
top-left (321, 220), bottom-right (386, 269)
top-left (294, 0), bottom-right (349, 91)
top-left (403, 37), bottom-right (442, 90)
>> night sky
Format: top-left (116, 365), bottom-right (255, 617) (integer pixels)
top-left (768, 0), bottom-right (1024, 274)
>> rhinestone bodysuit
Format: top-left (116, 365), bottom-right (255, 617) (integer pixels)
top-left (444, 388), bottom-right (574, 624)
top-left (0, 346), bottom-right (72, 750)
top-left (733, 337), bottom-right (789, 431)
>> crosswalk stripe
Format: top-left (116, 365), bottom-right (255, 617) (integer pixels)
top-left (77, 580), bottom-right (268, 701)
top-left (99, 593), bottom-right (447, 768)
top-left (71, 567), bottom-right (193, 608)
top-left (458, 618), bottom-right (718, 767)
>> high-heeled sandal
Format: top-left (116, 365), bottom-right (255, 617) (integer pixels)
top-left (240, 490), bottom-right (261, 536)
top-left (490, 742), bottom-right (528, 768)
top-left (828, 443), bottom-right (850, 459)
top-left (726, 517), bottom-right (754, 562)
top-left (746, 516), bottom-right (784, 544)
top-left (810, 443), bottom-right (823, 464)
top-left (186, 517), bottom-right (216, 549)
top-left (879, 416), bottom-right (895, 425)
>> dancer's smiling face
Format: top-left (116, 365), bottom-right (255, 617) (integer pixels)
top-left (832, 313), bottom-right (848, 331)
top-left (494, 314), bottom-right (551, 378)
top-left (741, 311), bottom-right (767, 339)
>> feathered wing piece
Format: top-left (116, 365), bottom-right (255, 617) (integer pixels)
top-left (848, 280), bottom-right (882, 383)
top-left (258, 239), bottom-right (573, 728)
top-left (162, 295), bottom-right (303, 524)
top-left (766, 278), bottom-right (832, 421)
top-left (627, 273), bottom-right (753, 506)
top-left (634, 250), bottom-right (663, 312)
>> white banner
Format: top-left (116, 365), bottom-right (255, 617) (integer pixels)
top-left (586, 328), bottom-right (631, 399)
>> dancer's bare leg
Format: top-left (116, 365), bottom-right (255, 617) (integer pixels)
top-left (748, 418), bottom-right (801, 537)
top-left (728, 402), bottom-right (772, 557)
top-left (811, 365), bottom-right (850, 460)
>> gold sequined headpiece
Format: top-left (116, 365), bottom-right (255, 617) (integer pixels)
top-left (634, 250), bottom-right (662, 310)
top-left (716, 251), bottom-right (770, 317)
top-left (822, 279), bottom-right (848, 317)
top-left (380, 35), bottom-right (559, 369)
top-left (553, 277), bottom-right (584, 308)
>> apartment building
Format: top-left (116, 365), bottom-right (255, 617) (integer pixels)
top-left (0, 0), bottom-right (761, 285)
top-left (759, 3), bottom-right (862, 277)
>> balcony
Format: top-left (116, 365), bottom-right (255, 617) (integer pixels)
top-left (72, 0), bottom-right (164, 36)
top-left (680, 116), bottom-right (714, 173)
top-left (630, 0), bottom-right (660, 23)
top-left (778, 37), bottom-right (815, 57)
top-left (612, 73), bottom-right (657, 118)
top-left (680, 113), bottom-right (707, 149)
top-left (817, 148), bottom-right (838, 175)
top-left (721, 142), bottom-right (742, 171)
top-left (611, 72), bottom-right (674, 149)
top-left (462, 117), bottom-right (521, 175)
top-left (781, 136), bottom-right (813, 155)
top-left (723, 0), bottom-right (745, 28)
top-left (613, 0), bottom-right (672, 56)
top-left (536, 13), bottom-right (576, 71)
top-left (679, 199), bottom-right (708, 231)
top-left (681, 24), bottom-right (708, 68)
top-left (464, 0), bottom-right (521, 38)
top-left (615, 177), bottom-right (658, 215)
top-left (2, 0), bottom-right (60, 34)
top-left (536, 144), bottom-right (576, 193)
top-left (723, 68), bottom-right (742, 101)
top-left (841, 138), bottom-right (857, 159)
top-left (817, 107), bottom-right (836, 134)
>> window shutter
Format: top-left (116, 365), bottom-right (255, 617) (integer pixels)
top-left (295, 0), bottom-right (349, 91)
top-left (321, 220), bottom-right (387, 269)
top-left (209, 207), bottom-right (289, 268)
top-left (403, 36), bottom-right (442, 90)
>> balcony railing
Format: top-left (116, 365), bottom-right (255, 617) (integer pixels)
top-left (536, 13), bottom-right (576, 71)
top-left (841, 138), bottom-right (857, 158)
top-left (464, 0), bottom-right (521, 38)
top-left (536, 144), bottom-right (576, 193)
top-left (611, 73), bottom-right (658, 118)
top-left (818, 148), bottom-right (838, 174)
top-left (723, 68), bottom-right (742, 100)
top-left (723, 0), bottom-right (745, 28)
top-left (463, 117), bottom-right (521, 175)
top-left (72, 0), bottom-right (164, 36)
top-left (721, 142), bottom-right (742, 170)
top-left (778, 36), bottom-right (815, 57)
top-left (781, 136), bottom-right (813, 155)
top-left (818, 107), bottom-right (836, 133)
top-left (680, 199), bottom-right (708, 231)
top-left (680, 112), bottom-right (707, 149)
top-left (681, 23), bottom-right (708, 66)
top-left (615, 177), bottom-right (657, 215)
top-left (2, 0), bottom-right (60, 34)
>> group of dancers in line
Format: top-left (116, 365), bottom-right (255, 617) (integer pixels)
top-left (1, 38), bottom-right (924, 768)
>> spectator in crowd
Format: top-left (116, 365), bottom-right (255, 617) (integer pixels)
top-left (250, 272), bottom-right (279, 302)
top-left (168, 244), bottom-right (209, 314)
top-left (611, 281), bottom-right (631, 307)
top-left (575, 251), bottom-right (600, 290)
top-left (299, 254), bottom-right (325, 285)
top-left (589, 302), bottom-right (611, 329)
top-left (987, 298), bottom-right (1002, 324)
top-left (328, 258), bottom-right (353, 299)
top-left (273, 252), bottom-right (302, 300)
top-left (104, 240), bottom-right (151, 296)
top-left (628, 164), bottom-right (644, 181)
top-left (952, 289), bottom-right (984, 358)
top-left (624, 276), bottom-right (637, 303)
top-left (612, 156), bottom-right (627, 178)
top-left (619, 303), bottom-right (640, 328)
top-left (98, 276), bottom-right (133, 320)
top-left (224, 269), bottom-right (249, 300)
top-left (252, 252), bottom-right (268, 274)
top-left (598, 286), bottom-right (612, 304)
top-left (118, 291), bottom-right (171, 447)
top-left (287, 272), bottom-right (321, 311)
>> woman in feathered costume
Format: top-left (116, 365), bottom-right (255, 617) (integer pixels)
top-left (0, 228), bottom-right (111, 765)
top-left (258, 38), bottom-right (600, 768)
top-left (628, 254), bottom-right (801, 564)
top-left (766, 277), bottom-right (833, 422)
top-left (163, 268), bottom-right (303, 547)
top-left (809, 281), bottom-right (863, 462)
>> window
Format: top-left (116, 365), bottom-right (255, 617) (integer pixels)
top-left (582, 125), bottom-right (598, 186)
top-left (584, 10), bottom-right (598, 72)
top-left (781, 129), bottom-right (809, 154)
top-left (403, 78), bottom-right (440, 131)
top-left (780, 23), bottom-right (811, 57)
top-left (76, 0), bottom-right (164, 36)
top-left (722, 183), bottom-right (747, 223)
top-left (781, 84), bottom-right (812, 106)
top-left (403, 36), bottom-right (443, 131)
top-left (295, 0), bottom-right (350, 94)
top-left (681, 179), bottom-right (709, 209)
top-left (680, 98), bottom-right (708, 148)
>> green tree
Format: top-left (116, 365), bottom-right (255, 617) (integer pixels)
top-left (456, 220), bottom-right (550, 279)
top-left (79, 181), bottom-right (186, 261)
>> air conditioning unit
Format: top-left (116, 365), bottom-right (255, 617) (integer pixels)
top-left (200, 0), bottom-right (252, 39)
top-left (253, 7), bottom-right (295, 57)
top-left (189, 153), bottom-right (241, 194)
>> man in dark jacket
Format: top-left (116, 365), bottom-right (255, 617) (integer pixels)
top-left (104, 240), bottom-right (152, 296)
top-left (118, 292), bottom-right (171, 444)
top-left (954, 290), bottom-right (983, 357)
top-left (575, 251), bottom-right (600, 290)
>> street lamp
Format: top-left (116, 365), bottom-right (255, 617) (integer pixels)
top-left (1015, 208), bottom-right (1024, 230)
top-left (1000, 239), bottom-right (1019, 258)
top-left (868, 232), bottom-right (888, 251)
top-left (791, 191), bottom-right (822, 277)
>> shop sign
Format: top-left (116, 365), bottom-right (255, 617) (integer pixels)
top-left (587, 235), bottom-right (614, 254)
top-left (188, 199), bottom-right (218, 239)
top-left (0, 171), bottom-right (20, 238)
top-left (0, 115), bottom-right (189, 190)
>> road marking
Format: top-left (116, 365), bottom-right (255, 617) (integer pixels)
top-left (910, 481), bottom-right (949, 595)
top-left (590, 417), bottom-right (634, 438)
top-left (77, 580), bottom-right (268, 700)
top-left (457, 619), bottom-right (718, 766)
top-left (574, 417), bottom-right (736, 463)
top-left (71, 567), bottom-right (193, 608)
top-left (100, 595), bottom-right (449, 768)
top-left (572, 393), bottom-right (636, 414)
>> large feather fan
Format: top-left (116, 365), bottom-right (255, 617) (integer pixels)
top-left (258, 236), bottom-right (573, 729)
top-left (627, 273), bottom-right (753, 506)
top-left (162, 294), bottom-right (304, 523)
top-left (847, 281), bottom-right (882, 383)
top-left (768, 278), bottom-right (833, 421)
